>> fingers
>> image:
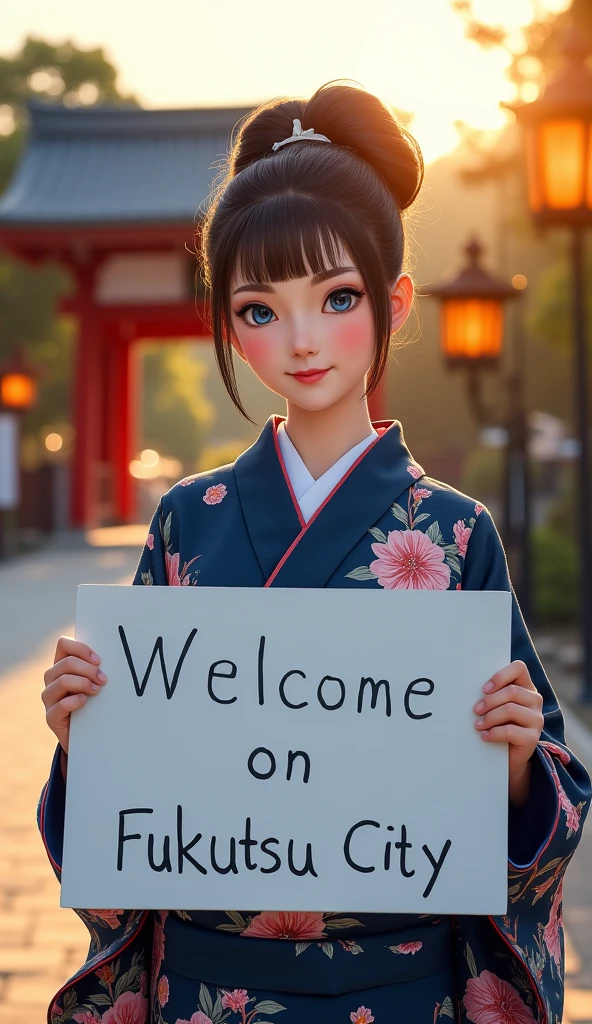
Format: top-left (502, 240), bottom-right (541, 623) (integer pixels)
top-left (474, 681), bottom-right (543, 716)
top-left (42, 669), bottom-right (106, 710)
top-left (477, 723), bottom-right (542, 747)
top-left (475, 701), bottom-right (544, 735)
top-left (44, 638), bottom-right (106, 754)
top-left (51, 636), bottom-right (100, 673)
top-left (482, 660), bottom-right (536, 695)
top-left (46, 694), bottom-right (90, 754)
top-left (45, 651), bottom-right (104, 689)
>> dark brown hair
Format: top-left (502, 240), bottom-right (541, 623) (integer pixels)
top-left (198, 80), bottom-right (424, 419)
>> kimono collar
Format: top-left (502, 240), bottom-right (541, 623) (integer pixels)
top-left (234, 415), bottom-right (425, 588)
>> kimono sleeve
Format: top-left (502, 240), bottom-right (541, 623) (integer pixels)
top-left (132, 501), bottom-right (169, 587)
top-left (37, 502), bottom-right (171, 878)
top-left (462, 508), bottom-right (590, 868)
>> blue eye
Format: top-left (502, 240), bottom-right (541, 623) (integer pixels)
top-left (251, 305), bottom-right (274, 325)
top-left (236, 303), bottom-right (276, 327)
top-left (325, 288), bottom-right (365, 313)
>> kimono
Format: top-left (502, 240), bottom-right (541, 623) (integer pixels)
top-left (38, 415), bottom-right (591, 1024)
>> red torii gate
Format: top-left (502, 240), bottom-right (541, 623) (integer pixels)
top-left (0, 103), bottom-right (385, 528)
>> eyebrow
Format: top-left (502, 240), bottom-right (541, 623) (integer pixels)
top-left (232, 266), bottom-right (358, 295)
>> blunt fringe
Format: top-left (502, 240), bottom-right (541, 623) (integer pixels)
top-left (198, 81), bottom-right (424, 420)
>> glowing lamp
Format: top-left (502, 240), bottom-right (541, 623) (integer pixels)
top-left (428, 238), bottom-right (518, 368)
top-left (507, 27), bottom-right (592, 224)
top-left (0, 351), bottom-right (40, 411)
top-left (1, 372), bottom-right (37, 410)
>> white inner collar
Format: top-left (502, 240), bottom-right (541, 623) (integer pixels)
top-left (277, 420), bottom-right (378, 522)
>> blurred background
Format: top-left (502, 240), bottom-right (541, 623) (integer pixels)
top-left (1, 1), bottom-right (592, 1021)
top-left (0, 0), bottom-right (589, 632)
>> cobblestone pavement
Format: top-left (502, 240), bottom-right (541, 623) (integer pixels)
top-left (0, 536), bottom-right (139, 1023)
top-left (0, 535), bottom-right (590, 1023)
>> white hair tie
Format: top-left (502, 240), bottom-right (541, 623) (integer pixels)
top-left (272, 118), bottom-right (332, 151)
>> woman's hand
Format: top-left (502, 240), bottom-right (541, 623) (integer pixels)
top-left (43, 637), bottom-right (107, 775)
top-left (473, 660), bottom-right (544, 808)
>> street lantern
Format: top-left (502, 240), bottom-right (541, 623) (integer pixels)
top-left (427, 238), bottom-right (530, 619)
top-left (430, 238), bottom-right (518, 369)
top-left (509, 23), bottom-right (592, 701)
top-left (0, 350), bottom-right (39, 559)
top-left (0, 351), bottom-right (38, 411)
top-left (508, 27), bottom-right (592, 224)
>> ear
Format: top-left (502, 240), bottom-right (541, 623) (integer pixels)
top-left (390, 273), bottom-right (414, 333)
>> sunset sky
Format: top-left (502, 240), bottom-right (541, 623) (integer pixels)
top-left (3, 0), bottom-right (569, 163)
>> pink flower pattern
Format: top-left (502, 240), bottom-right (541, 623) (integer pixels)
top-left (203, 483), bottom-right (228, 505)
top-left (453, 519), bottom-right (473, 558)
top-left (146, 533), bottom-right (154, 550)
top-left (176, 1014), bottom-right (212, 1024)
top-left (242, 911), bottom-right (326, 940)
top-left (221, 989), bottom-right (249, 1011)
top-left (412, 487), bottom-right (432, 501)
top-left (407, 464), bottom-right (422, 479)
top-left (389, 941), bottom-right (423, 954)
top-left (558, 781), bottom-right (581, 834)
top-left (463, 970), bottom-right (536, 1023)
top-left (87, 910), bottom-right (123, 930)
top-left (101, 991), bottom-right (147, 1024)
top-left (541, 742), bottom-right (571, 766)
top-left (370, 530), bottom-right (451, 590)
top-left (542, 883), bottom-right (563, 967)
top-left (350, 1008), bottom-right (374, 1024)
top-left (157, 975), bottom-right (169, 1007)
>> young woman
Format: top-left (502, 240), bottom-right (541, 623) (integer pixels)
top-left (39, 82), bottom-right (590, 1024)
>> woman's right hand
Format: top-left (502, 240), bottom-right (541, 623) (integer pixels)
top-left (43, 637), bottom-right (107, 766)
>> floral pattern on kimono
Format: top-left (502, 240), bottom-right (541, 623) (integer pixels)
top-left (37, 417), bottom-right (590, 1024)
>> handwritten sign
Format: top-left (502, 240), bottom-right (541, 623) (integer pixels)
top-left (61, 586), bottom-right (511, 914)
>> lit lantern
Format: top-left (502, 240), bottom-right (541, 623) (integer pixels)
top-left (508, 27), bottom-right (592, 224)
top-left (428, 238), bottom-right (518, 368)
top-left (0, 352), bottom-right (39, 411)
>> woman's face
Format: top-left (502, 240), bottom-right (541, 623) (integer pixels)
top-left (229, 243), bottom-right (412, 414)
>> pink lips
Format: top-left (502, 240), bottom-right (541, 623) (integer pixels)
top-left (290, 368), bottom-right (331, 384)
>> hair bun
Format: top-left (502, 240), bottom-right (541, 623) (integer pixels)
top-left (229, 80), bottom-right (424, 211)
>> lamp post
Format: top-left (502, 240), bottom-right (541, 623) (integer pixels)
top-left (508, 25), bottom-right (592, 700)
top-left (428, 238), bottom-right (531, 616)
top-left (0, 351), bottom-right (38, 558)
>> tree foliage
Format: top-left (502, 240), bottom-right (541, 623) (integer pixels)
top-left (452, 0), bottom-right (592, 102)
top-left (0, 37), bottom-right (133, 446)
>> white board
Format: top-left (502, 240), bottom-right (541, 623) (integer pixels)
top-left (61, 586), bottom-right (511, 914)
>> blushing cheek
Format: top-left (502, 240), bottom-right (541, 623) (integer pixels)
top-left (239, 334), bottom-right (280, 379)
top-left (331, 319), bottom-right (375, 363)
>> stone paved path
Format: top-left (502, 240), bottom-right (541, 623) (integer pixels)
top-left (0, 535), bottom-right (590, 1022)
top-left (0, 537), bottom-right (139, 1023)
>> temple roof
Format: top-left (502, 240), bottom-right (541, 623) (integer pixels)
top-left (0, 102), bottom-right (253, 229)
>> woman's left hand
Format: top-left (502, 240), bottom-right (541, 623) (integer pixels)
top-left (473, 660), bottom-right (545, 807)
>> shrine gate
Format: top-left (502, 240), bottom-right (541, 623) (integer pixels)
top-left (0, 102), bottom-right (385, 528)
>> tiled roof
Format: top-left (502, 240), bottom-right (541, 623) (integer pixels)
top-left (0, 103), bottom-right (253, 227)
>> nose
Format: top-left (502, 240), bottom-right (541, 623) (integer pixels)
top-left (289, 319), bottom-right (319, 358)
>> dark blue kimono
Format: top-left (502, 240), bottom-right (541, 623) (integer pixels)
top-left (38, 416), bottom-right (591, 1024)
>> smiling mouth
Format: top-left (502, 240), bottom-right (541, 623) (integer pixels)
top-left (289, 368), bottom-right (331, 382)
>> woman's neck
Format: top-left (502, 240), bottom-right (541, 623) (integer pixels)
top-left (284, 391), bottom-right (374, 480)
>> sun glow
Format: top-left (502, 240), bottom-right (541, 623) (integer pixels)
top-left (1, 0), bottom-right (572, 165)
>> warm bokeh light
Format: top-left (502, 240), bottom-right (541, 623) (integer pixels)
top-left (512, 274), bottom-right (528, 290)
top-left (0, 0), bottom-right (571, 165)
top-left (45, 432), bottom-right (63, 451)
top-left (441, 299), bottom-right (504, 362)
top-left (1, 372), bottom-right (37, 409)
top-left (140, 448), bottom-right (159, 467)
top-left (129, 454), bottom-right (182, 480)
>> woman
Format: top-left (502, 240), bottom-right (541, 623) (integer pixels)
top-left (39, 81), bottom-right (590, 1024)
